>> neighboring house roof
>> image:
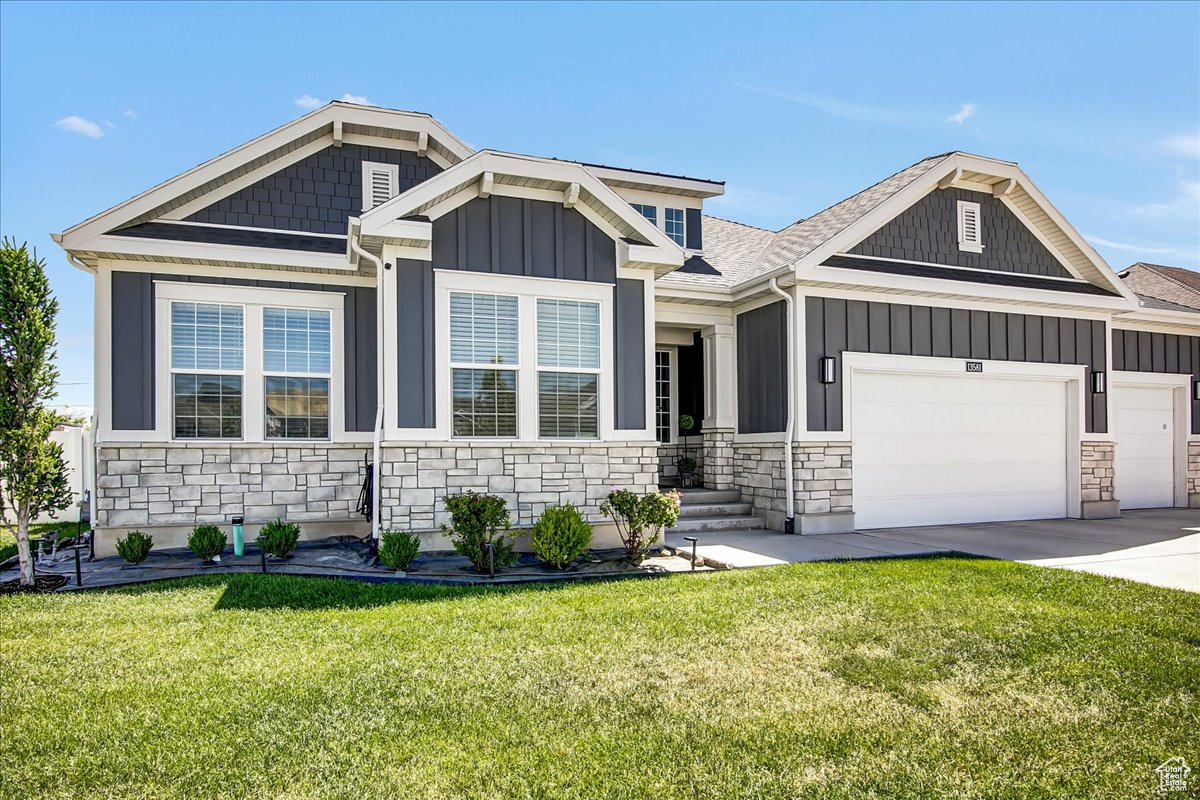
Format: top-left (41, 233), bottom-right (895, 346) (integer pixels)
top-left (658, 216), bottom-right (773, 290)
top-left (1118, 263), bottom-right (1200, 313)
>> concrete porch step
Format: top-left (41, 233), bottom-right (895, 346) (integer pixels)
top-left (677, 502), bottom-right (754, 518)
top-left (675, 489), bottom-right (743, 505)
top-left (669, 515), bottom-right (766, 533)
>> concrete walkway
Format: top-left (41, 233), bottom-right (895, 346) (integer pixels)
top-left (664, 508), bottom-right (1199, 592)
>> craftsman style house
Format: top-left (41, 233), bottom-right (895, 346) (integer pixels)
top-left (55, 102), bottom-right (1199, 554)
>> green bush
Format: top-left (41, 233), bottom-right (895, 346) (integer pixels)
top-left (379, 530), bottom-right (421, 571)
top-left (114, 530), bottom-right (154, 565)
top-left (529, 504), bottom-right (592, 569)
top-left (441, 493), bottom-right (517, 573)
top-left (259, 519), bottom-right (301, 559)
top-left (601, 489), bottom-right (682, 563)
top-left (188, 525), bottom-right (227, 562)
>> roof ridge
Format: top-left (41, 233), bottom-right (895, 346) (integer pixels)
top-left (1125, 262), bottom-right (1200, 295)
top-left (702, 213), bottom-right (776, 234)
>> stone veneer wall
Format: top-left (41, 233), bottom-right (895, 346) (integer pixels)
top-left (657, 438), bottom-right (705, 486)
top-left (377, 443), bottom-right (659, 531)
top-left (701, 429), bottom-right (735, 490)
top-left (1189, 442), bottom-right (1200, 507)
top-left (1080, 441), bottom-right (1115, 504)
top-left (96, 443), bottom-right (369, 528)
top-left (730, 442), bottom-right (853, 531)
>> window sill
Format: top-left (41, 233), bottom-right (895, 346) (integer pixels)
top-left (957, 242), bottom-right (985, 254)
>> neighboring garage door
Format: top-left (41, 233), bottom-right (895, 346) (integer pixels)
top-left (1113, 385), bottom-right (1175, 509)
top-left (853, 371), bottom-right (1069, 528)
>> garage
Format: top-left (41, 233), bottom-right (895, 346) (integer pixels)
top-left (1112, 383), bottom-right (1176, 509)
top-left (852, 370), bottom-right (1070, 528)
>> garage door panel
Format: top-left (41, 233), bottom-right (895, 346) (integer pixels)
top-left (1113, 384), bottom-right (1174, 509)
top-left (853, 370), bottom-right (1069, 529)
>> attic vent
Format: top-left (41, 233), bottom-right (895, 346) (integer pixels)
top-left (362, 161), bottom-right (400, 210)
top-left (957, 200), bottom-right (983, 253)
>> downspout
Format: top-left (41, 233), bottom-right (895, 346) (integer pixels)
top-left (768, 278), bottom-right (796, 534)
top-left (349, 235), bottom-right (385, 546)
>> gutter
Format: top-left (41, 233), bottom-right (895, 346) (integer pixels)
top-left (767, 277), bottom-right (796, 534)
top-left (349, 232), bottom-right (385, 546)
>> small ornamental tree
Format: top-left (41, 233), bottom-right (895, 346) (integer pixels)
top-left (0, 240), bottom-right (73, 587)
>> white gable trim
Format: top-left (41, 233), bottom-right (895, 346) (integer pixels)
top-left (57, 103), bottom-right (473, 253)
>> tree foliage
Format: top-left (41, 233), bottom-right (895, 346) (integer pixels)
top-left (0, 239), bottom-right (72, 586)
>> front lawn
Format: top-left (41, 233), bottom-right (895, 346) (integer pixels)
top-left (1, 557), bottom-right (1196, 799)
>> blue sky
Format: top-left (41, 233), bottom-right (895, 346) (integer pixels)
top-left (2, 1), bottom-right (1197, 409)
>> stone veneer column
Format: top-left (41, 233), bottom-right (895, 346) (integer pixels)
top-left (700, 429), bottom-right (735, 490)
top-left (1080, 441), bottom-right (1119, 518)
top-left (727, 442), bottom-right (854, 533)
top-left (1189, 442), bottom-right (1200, 509)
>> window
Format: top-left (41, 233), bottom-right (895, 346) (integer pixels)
top-left (631, 203), bottom-right (657, 226)
top-left (171, 302), bottom-right (244, 439)
top-left (450, 293), bottom-right (519, 437)
top-left (537, 299), bottom-right (600, 438)
top-left (362, 161), bottom-right (399, 210)
top-left (957, 200), bottom-right (983, 253)
top-left (655, 350), bottom-right (671, 443)
top-left (263, 308), bottom-right (332, 439)
top-left (665, 207), bottom-right (685, 246)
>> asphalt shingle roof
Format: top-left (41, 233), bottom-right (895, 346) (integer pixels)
top-left (1118, 263), bottom-right (1200, 313)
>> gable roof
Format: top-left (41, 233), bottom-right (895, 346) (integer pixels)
top-left (658, 215), bottom-right (773, 290)
top-left (1118, 263), bottom-right (1200, 313)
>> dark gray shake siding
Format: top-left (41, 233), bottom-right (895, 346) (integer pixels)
top-left (109, 274), bottom-right (377, 432)
top-left (184, 144), bottom-right (442, 236)
top-left (850, 187), bottom-right (1073, 278)
top-left (805, 297), bottom-right (1108, 434)
top-left (396, 195), bottom-right (644, 430)
top-left (736, 300), bottom-right (788, 433)
top-left (394, 260), bottom-right (436, 429)
top-left (1112, 329), bottom-right (1200, 434)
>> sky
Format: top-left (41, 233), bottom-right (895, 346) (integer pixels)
top-left (1, 1), bottom-right (1198, 410)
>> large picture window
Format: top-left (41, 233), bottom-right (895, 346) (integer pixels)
top-left (450, 292), bottom-right (519, 437)
top-left (171, 302), bottom-right (244, 439)
top-left (263, 308), bottom-right (331, 439)
top-left (537, 299), bottom-right (600, 438)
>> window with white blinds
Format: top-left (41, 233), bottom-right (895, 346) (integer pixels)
top-left (449, 293), bottom-right (519, 437)
top-left (537, 299), bottom-right (600, 438)
top-left (957, 200), bottom-right (983, 252)
top-left (362, 161), bottom-right (399, 210)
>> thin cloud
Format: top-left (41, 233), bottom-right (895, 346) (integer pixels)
top-left (122, 109), bottom-right (137, 119)
top-left (103, 120), bottom-right (116, 129)
top-left (1084, 234), bottom-right (1181, 256)
top-left (54, 115), bottom-right (104, 139)
top-left (340, 93), bottom-right (370, 105)
top-left (294, 94), bottom-right (323, 110)
top-left (1161, 133), bottom-right (1200, 160)
top-left (1128, 177), bottom-right (1200, 220)
top-left (732, 81), bottom-right (907, 124)
top-left (947, 102), bottom-right (976, 124)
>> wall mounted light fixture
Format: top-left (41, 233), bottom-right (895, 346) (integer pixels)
top-left (1194, 379), bottom-right (1200, 402)
top-left (819, 356), bottom-right (837, 384)
top-left (1091, 371), bottom-right (1106, 394)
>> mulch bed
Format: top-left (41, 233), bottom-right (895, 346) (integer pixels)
top-left (0, 574), bottom-right (69, 594)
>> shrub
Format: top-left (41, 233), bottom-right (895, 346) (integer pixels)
top-left (600, 489), bottom-right (682, 563)
top-left (379, 530), bottom-right (421, 571)
top-left (114, 530), bottom-right (153, 565)
top-left (676, 456), bottom-right (697, 475)
top-left (530, 504), bottom-right (592, 569)
top-left (259, 519), bottom-right (301, 559)
top-left (188, 524), bottom-right (227, 562)
top-left (441, 493), bottom-right (517, 573)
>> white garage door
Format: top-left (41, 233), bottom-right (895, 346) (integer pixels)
top-left (1113, 385), bottom-right (1175, 509)
top-left (853, 371), bottom-right (1069, 529)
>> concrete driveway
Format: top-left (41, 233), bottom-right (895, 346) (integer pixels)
top-left (861, 508), bottom-right (1199, 592)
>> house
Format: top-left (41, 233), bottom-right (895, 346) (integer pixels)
top-left (54, 102), bottom-right (1200, 556)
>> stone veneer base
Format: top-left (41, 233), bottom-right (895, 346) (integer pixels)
top-left (1080, 499), bottom-right (1121, 519)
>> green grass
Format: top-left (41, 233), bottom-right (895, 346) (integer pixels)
top-left (0, 521), bottom-right (76, 562)
top-left (2, 557), bottom-right (1197, 799)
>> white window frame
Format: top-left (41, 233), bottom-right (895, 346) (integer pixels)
top-left (362, 161), bottom-right (400, 211)
top-left (664, 207), bottom-right (686, 247)
top-left (957, 200), bottom-right (984, 253)
top-left (448, 292), bottom-right (521, 439)
top-left (168, 302), bottom-right (245, 440)
top-left (654, 348), bottom-right (677, 444)
top-left (154, 282), bottom-right (346, 444)
top-left (434, 270), bottom-right (615, 443)
top-left (262, 307), bottom-right (335, 441)
top-left (631, 203), bottom-right (658, 227)
top-left (536, 298), bottom-right (602, 440)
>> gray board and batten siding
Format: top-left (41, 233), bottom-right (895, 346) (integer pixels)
top-left (736, 300), bottom-right (789, 434)
top-left (805, 296), bottom-right (1109, 434)
top-left (394, 195), bottom-right (646, 431)
top-left (849, 187), bottom-right (1073, 278)
top-left (1112, 328), bottom-right (1200, 434)
top-left (109, 272), bottom-right (377, 433)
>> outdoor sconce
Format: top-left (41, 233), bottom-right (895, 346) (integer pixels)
top-left (1194, 380), bottom-right (1200, 402)
top-left (1091, 371), bottom-right (1106, 394)
top-left (819, 356), bottom-right (837, 384)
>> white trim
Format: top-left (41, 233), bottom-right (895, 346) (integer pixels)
top-left (583, 164), bottom-right (724, 198)
top-left (87, 234), bottom-right (352, 271)
top-left (957, 200), bottom-right (983, 252)
top-left (792, 284), bottom-right (1115, 321)
top-left (1112, 372), bottom-right (1194, 508)
top-left (101, 258), bottom-right (375, 287)
top-left (840, 350), bottom-right (1086, 518)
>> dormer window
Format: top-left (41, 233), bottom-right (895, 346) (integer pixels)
top-left (957, 200), bottom-right (983, 253)
top-left (631, 203), bottom-right (657, 226)
top-left (665, 207), bottom-right (685, 246)
top-left (362, 161), bottom-right (399, 210)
